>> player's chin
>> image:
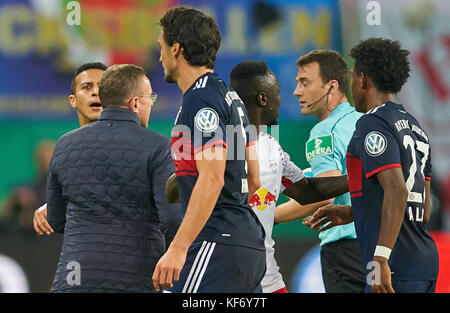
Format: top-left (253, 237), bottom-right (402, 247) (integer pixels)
top-left (299, 106), bottom-right (309, 115)
top-left (164, 73), bottom-right (176, 84)
top-left (89, 111), bottom-right (102, 121)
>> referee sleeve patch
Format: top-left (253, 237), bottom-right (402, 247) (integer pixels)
top-left (305, 135), bottom-right (334, 161)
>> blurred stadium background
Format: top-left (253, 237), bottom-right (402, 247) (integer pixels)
top-left (0, 0), bottom-right (449, 292)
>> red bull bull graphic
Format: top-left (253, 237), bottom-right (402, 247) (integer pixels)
top-left (249, 187), bottom-right (278, 211)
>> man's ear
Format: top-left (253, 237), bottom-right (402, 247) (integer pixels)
top-left (127, 97), bottom-right (139, 113)
top-left (68, 95), bottom-right (77, 109)
top-left (361, 73), bottom-right (368, 90)
top-left (328, 80), bottom-right (339, 93)
top-left (173, 42), bottom-right (182, 58)
top-left (257, 92), bottom-right (267, 107)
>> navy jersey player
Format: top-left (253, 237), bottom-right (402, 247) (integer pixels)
top-left (152, 7), bottom-right (266, 293)
top-left (305, 38), bottom-right (438, 293)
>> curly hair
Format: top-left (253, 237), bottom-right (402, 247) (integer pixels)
top-left (350, 38), bottom-right (410, 94)
top-left (160, 6), bottom-right (221, 69)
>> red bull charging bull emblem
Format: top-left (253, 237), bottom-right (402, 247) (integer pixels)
top-left (249, 187), bottom-right (278, 211)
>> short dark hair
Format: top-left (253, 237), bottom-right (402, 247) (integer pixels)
top-left (99, 64), bottom-right (146, 108)
top-left (229, 60), bottom-right (269, 99)
top-left (296, 50), bottom-right (349, 95)
top-left (350, 38), bottom-right (410, 94)
top-left (70, 62), bottom-right (107, 94)
top-left (230, 60), bottom-right (269, 83)
top-left (159, 6), bottom-right (221, 69)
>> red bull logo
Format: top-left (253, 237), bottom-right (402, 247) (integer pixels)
top-left (249, 187), bottom-right (278, 211)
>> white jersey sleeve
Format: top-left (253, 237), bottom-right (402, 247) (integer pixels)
top-left (280, 147), bottom-right (304, 192)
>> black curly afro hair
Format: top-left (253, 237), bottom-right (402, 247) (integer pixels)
top-left (350, 38), bottom-right (410, 94)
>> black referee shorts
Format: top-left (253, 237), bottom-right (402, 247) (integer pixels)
top-left (320, 239), bottom-right (366, 293)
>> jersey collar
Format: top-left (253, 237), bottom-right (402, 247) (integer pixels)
top-left (328, 101), bottom-right (353, 119)
top-left (185, 72), bottom-right (217, 93)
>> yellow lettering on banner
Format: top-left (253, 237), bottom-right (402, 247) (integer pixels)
top-left (0, 4), bottom-right (334, 56)
top-left (142, 16), bottom-right (160, 49)
top-left (221, 6), bottom-right (246, 53)
top-left (291, 9), bottom-right (310, 49)
top-left (82, 9), bottom-right (162, 50)
top-left (36, 15), bottom-right (68, 55)
top-left (259, 23), bottom-right (284, 54)
top-left (314, 8), bottom-right (331, 48)
top-left (291, 8), bottom-right (331, 49)
top-left (133, 11), bottom-right (155, 49)
top-left (0, 6), bottom-right (34, 54)
top-left (83, 9), bottom-right (110, 49)
top-left (117, 11), bottom-right (132, 50)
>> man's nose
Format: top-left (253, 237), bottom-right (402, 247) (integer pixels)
top-left (92, 85), bottom-right (99, 96)
top-left (293, 84), bottom-right (302, 97)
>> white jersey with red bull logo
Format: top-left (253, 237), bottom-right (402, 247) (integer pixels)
top-left (249, 132), bottom-right (304, 292)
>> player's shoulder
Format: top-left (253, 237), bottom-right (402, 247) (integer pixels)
top-left (141, 127), bottom-right (170, 144)
top-left (363, 101), bottom-right (402, 121)
top-left (259, 132), bottom-right (281, 146)
top-left (357, 105), bottom-right (390, 126)
top-left (51, 123), bottom-right (94, 156)
top-left (184, 72), bottom-right (224, 100)
top-left (57, 122), bottom-right (92, 143)
top-left (360, 101), bottom-right (414, 129)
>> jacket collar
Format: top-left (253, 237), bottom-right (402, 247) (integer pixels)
top-left (99, 107), bottom-right (141, 125)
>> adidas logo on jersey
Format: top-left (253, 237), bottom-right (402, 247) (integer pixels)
top-left (192, 76), bottom-right (209, 90)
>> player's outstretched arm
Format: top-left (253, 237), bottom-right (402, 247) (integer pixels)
top-left (282, 174), bottom-right (349, 205)
top-left (33, 203), bottom-right (54, 235)
top-left (274, 199), bottom-right (332, 224)
top-left (303, 203), bottom-right (353, 231)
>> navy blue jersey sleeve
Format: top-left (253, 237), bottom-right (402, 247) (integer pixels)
top-left (183, 90), bottom-right (229, 155)
top-left (357, 114), bottom-right (402, 179)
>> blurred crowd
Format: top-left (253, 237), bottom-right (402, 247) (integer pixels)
top-left (0, 140), bottom-right (55, 236)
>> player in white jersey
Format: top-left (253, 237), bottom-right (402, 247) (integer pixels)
top-left (230, 61), bottom-right (349, 292)
top-left (250, 132), bottom-right (304, 292)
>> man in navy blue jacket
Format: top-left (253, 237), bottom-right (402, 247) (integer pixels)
top-left (47, 64), bottom-right (181, 292)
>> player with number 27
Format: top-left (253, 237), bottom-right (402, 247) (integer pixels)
top-left (304, 38), bottom-right (439, 293)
